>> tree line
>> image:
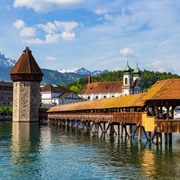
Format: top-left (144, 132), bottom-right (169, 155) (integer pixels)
top-left (63, 70), bottom-right (180, 93)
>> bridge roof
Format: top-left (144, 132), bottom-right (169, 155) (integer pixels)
top-left (143, 78), bottom-right (180, 100)
top-left (48, 93), bottom-right (146, 112)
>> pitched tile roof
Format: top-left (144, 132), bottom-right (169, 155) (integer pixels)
top-left (0, 81), bottom-right (13, 87)
top-left (58, 92), bottom-right (81, 99)
top-left (143, 78), bottom-right (180, 100)
top-left (79, 81), bottom-right (123, 94)
top-left (41, 84), bottom-right (72, 93)
top-left (48, 93), bottom-right (146, 112)
top-left (10, 47), bottom-right (43, 76)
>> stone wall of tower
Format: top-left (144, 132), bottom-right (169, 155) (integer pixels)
top-left (13, 81), bottom-right (40, 122)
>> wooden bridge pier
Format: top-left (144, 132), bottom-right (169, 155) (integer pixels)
top-left (48, 112), bottom-right (179, 147)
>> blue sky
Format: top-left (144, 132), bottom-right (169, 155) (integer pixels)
top-left (0, 0), bottom-right (180, 74)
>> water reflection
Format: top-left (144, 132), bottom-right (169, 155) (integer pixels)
top-left (0, 122), bottom-right (179, 179)
top-left (11, 122), bottom-right (41, 176)
top-left (47, 125), bottom-right (180, 179)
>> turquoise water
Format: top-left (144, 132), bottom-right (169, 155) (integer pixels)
top-left (0, 122), bottom-right (180, 180)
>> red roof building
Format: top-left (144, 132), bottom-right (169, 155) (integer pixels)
top-left (79, 63), bottom-right (142, 100)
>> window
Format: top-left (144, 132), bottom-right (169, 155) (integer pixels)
top-left (125, 78), bottom-right (128, 85)
top-left (130, 78), bottom-right (132, 85)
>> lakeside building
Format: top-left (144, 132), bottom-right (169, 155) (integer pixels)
top-left (40, 84), bottom-right (83, 108)
top-left (79, 62), bottom-right (142, 100)
top-left (0, 81), bottom-right (13, 106)
top-left (0, 82), bottom-right (83, 109)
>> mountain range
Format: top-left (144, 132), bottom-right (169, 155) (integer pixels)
top-left (0, 52), bottom-right (108, 84)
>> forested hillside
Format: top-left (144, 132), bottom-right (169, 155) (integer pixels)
top-left (63, 70), bottom-right (180, 93)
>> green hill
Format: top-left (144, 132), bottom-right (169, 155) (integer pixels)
top-left (63, 70), bottom-right (180, 93)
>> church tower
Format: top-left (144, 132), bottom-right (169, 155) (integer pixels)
top-left (10, 47), bottom-right (43, 122)
top-left (133, 64), bottom-right (141, 94)
top-left (122, 61), bottom-right (133, 96)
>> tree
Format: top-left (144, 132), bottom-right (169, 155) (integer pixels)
top-left (70, 86), bottom-right (79, 93)
top-left (0, 106), bottom-right (12, 115)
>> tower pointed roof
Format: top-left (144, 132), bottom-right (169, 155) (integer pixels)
top-left (10, 47), bottom-right (43, 82)
top-left (134, 63), bottom-right (141, 74)
top-left (123, 61), bottom-right (132, 72)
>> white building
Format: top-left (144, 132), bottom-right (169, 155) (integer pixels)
top-left (41, 84), bottom-right (83, 108)
top-left (79, 62), bottom-right (141, 100)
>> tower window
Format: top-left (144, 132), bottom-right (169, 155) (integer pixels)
top-left (130, 78), bottom-right (132, 85)
top-left (125, 78), bottom-right (128, 85)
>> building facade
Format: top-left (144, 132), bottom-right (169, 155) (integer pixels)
top-left (79, 62), bottom-right (141, 100)
top-left (41, 84), bottom-right (83, 108)
top-left (0, 82), bottom-right (13, 106)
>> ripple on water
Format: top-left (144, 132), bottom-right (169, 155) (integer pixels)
top-left (0, 122), bottom-right (180, 180)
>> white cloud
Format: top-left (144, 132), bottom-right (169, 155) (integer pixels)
top-left (46, 56), bottom-right (56, 61)
top-left (14, 0), bottom-right (84, 12)
top-left (20, 27), bottom-right (36, 37)
top-left (95, 9), bottom-right (107, 15)
top-left (151, 60), bottom-right (174, 73)
top-left (13, 20), bottom-right (25, 29)
top-left (37, 22), bottom-right (57, 34)
top-left (14, 20), bottom-right (78, 44)
top-left (104, 14), bottom-right (113, 21)
top-left (95, 8), bottom-right (113, 21)
top-left (54, 21), bottom-right (79, 32)
top-left (13, 19), bottom-right (36, 38)
top-left (23, 34), bottom-right (60, 44)
top-left (61, 32), bottom-right (75, 41)
top-left (119, 48), bottom-right (134, 56)
top-left (38, 21), bottom-right (79, 33)
top-left (44, 33), bottom-right (60, 43)
top-left (47, 0), bottom-right (84, 4)
top-left (14, 0), bottom-right (44, 12)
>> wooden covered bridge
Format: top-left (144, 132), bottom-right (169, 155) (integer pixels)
top-left (47, 79), bottom-right (180, 145)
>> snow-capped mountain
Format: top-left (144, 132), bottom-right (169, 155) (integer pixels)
top-left (74, 67), bottom-right (91, 75)
top-left (58, 67), bottom-right (108, 76)
top-left (92, 69), bottom-right (109, 76)
top-left (0, 52), bottom-right (16, 67)
top-left (0, 51), bottom-right (109, 83)
top-left (58, 68), bottom-right (78, 73)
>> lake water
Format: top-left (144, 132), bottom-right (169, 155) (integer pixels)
top-left (0, 121), bottom-right (180, 180)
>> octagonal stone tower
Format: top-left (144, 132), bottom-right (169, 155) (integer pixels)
top-left (10, 47), bottom-right (43, 122)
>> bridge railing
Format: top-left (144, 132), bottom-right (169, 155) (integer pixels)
top-left (155, 119), bottom-right (180, 133)
top-left (48, 112), bottom-right (143, 124)
top-left (48, 112), bottom-right (180, 133)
